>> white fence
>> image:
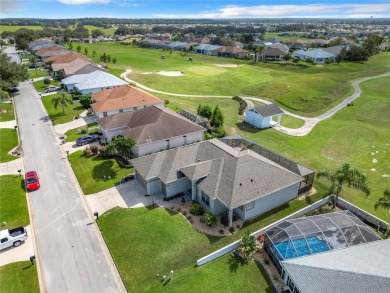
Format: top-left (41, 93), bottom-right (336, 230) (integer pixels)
top-left (197, 196), bottom-right (330, 266)
top-left (337, 198), bottom-right (389, 229)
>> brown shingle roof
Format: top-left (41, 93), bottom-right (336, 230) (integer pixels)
top-left (97, 106), bottom-right (205, 145)
top-left (51, 58), bottom-right (89, 75)
top-left (45, 52), bottom-right (91, 63)
top-left (36, 45), bottom-right (65, 55)
top-left (91, 85), bottom-right (163, 112)
top-left (261, 47), bottom-right (287, 57)
top-left (214, 46), bottom-right (248, 54)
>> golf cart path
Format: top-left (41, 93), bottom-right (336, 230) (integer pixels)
top-left (121, 69), bottom-right (390, 136)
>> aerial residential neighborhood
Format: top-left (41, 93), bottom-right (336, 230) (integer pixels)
top-left (0, 1), bottom-right (389, 293)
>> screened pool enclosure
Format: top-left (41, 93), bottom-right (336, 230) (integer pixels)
top-left (264, 211), bottom-right (382, 271)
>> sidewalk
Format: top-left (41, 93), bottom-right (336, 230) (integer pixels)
top-left (53, 111), bottom-right (96, 135)
top-left (0, 158), bottom-right (23, 175)
top-left (0, 120), bottom-right (17, 129)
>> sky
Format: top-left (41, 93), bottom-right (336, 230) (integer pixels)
top-left (1, 0), bottom-right (390, 19)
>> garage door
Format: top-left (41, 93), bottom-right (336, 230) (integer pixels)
top-left (148, 178), bottom-right (161, 195)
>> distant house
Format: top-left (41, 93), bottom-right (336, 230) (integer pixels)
top-left (52, 58), bottom-right (89, 78)
top-left (268, 43), bottom-right (290, 54)
top-left (260, 48), bottom-right (287, 61)
top-left (97, 106), bottom-right (206, 157)
top-left (29, 39), bottom-right (54, 51)
top-left (293, 49), bottom-right (336, 64)
top-left (45, 52), bottom-right (91, 65)
top-left (167, 41), bottom-right (186, 51)
top-left (245, 104), bottom-right (283, 129)
top-left (131, 138), bottom-right (304, 226)
top-left (282, 39), bottom-right (308, 50)
top-left (194, 44), bottom-right (222, 55)
top-left (322, 45), bottom-right (344, 57)
top-left (35, 45), bottom-right (65, 57)
top-left (231, 41), bottom-right (244, 49)
top-left (62, 71), bottom-right (127, 94)
top-left (379, 42), bottom-right (390, 51)
top-left (91, 85), bottom-right (164, 118)
top-left (308, 39), bottom-right (330, 47)
top-left (213, 46), bottom-right (248, 58)
top-left (264, 38), bottom-right (280, 44)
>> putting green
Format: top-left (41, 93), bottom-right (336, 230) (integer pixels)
top-left (187, 65), bottom-right (227, 76)
top-left (321, 126), bottom-right (376, 162)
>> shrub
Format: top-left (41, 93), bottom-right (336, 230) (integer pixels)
top-left (43, 78), bottom-right (51, 85)
top-left (190, 203), bottom-right (204, 216)
top-left (182, 211), bottom-right (187, 216)
top-left (199, 217), bottom-right (205, 223)
top-left (232, 96), bottom-right (247, 115)
top-left (83, 146), bottom-right (93, 156)
top-left (176, 207), bottom-right (181, 212)
top-left (236, 224), bottom-right (240, 229)
top-left (78, 127), bottom-right (88, 134)
top-left (219, 229), bottom-right (225, 235)
top-left (79, 95), bottom-right (92, 109)
top-left (229, 227), bottom-right (235, 233)
top-left (187, 216), bottom-right (192, 221)
top-left (203, 211), bottom-right (217, 227)
top-left (220, 211), bottom-right (229, 227)
top-left (264, 258), bottom-right (270, 265)
top-left (98, 146), bottom-right (110, 157)
top-left (90, 145), bottom-right (98, 155)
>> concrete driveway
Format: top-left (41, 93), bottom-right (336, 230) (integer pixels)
top-left (86, 179), bottom-right (184, 215)
top-left (0, 225), bottom-right (34, 266)
top-left (0, 120), bottom-right (17, 129)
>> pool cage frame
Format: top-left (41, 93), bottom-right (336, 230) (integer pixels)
top-left (263, 210), bottom-right (382, 274)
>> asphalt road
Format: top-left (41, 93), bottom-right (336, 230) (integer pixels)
top-left (14, 80), bottom-right (122, 292)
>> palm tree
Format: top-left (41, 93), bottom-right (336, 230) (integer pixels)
top-left (317, 162), bottom-right (370, 208)
top-left (239, 230), bottom-right (258, 263)
top-left (375, 189), bottom-right (390, 212)
top-left (52, 91), bottom-right (73, 115)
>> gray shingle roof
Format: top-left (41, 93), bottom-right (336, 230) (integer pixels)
top-left (254, 104), bottom-right (284, 117)
top-left (282, 239), bottom-right (390, 293)
top-left (97, 106), bottom-right (205, 145)
top-left (62, 71), bottom-right (127, 90)
top-left (131, 139), bottom-right (303, 209)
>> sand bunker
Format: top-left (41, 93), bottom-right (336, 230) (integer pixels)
top-left (158, 71), bottom-right (184, 76)
top-left (141, 71), bottom-right (184, 76)
top-left (214, 64), bottom-right (241, 68)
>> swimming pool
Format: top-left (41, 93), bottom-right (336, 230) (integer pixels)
top-left (272, 236), bottom-right (332, 260)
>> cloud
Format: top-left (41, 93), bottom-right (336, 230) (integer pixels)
top-left (115, 0), bottom-right (140, 7)
top-left (0, 0), bottom-right (23, 15)
top-left (58, 0), bottom-right (111, 4)
top-left (155, 3), bottom-right (390, 18)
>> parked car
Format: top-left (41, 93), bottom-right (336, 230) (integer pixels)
top-left (0, 227), bottom-right (28, 251)
top-left (25, 171), bottom-right (40, 191)
top-left (43, 86), bottom-right (60, 93)
top-left (76, 134), bottom-right (100, 146)
top-left (28, 64), bottom-right (39, 69)
top-left (9, 86), bottom-right (19, 93)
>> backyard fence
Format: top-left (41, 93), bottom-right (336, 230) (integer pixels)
top-left (337, 198), bottom-right (389, 231)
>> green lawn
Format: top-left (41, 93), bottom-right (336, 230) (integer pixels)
top-left (72, 42), bottom-right (390, 116)
top-left (158, 76), bottom-right (390, 222)
top-left (0, 25), bottom-right (43, 32)
top-left (0, 175), bottom-right (29, 228)
top-left (263, 32), bottom-right (312, 41)
top-left (278, 115), bottom-right (305, 129)
top-left (41, 94), bottom-right (84, 124)
top-left (99, 207), bottom-right (275, 293)
top-left (68, 151), bottom-right (133, 195)
top-left (64, 122), bottom-right (99, 142)
top-left (0, 261), bottom-right (39, 293)
top-left (33, 79), bottom-right (60, 93)
top-left (28, 69), bottom-right (49, 79)
top-left (0, 102), bottom-right (15, 122)
top-left (0, 129), bottom-right (18, 163)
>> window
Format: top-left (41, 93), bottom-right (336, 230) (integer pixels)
top-left (103, 112), bottom-right (107, 117)
top-left (119, 109), bottom-right (123, 113)
top-left (1, 238), bottom-right (8, 243)
top-left (246, 201), bottom-right (255, 211)
top-left (201, 192), bottom-right (210, 207)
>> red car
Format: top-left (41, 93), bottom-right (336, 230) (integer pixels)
top-left (25, 171), bottom-right (40, 191)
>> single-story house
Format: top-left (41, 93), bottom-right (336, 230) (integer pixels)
top-left (213, 46), bottom-right (248, 58)
top-left (308, 39), bottom-right (330, 47)
top-left (232, 41), bottom-right (244, 49)
top-left (45, 52), bottom-right (91, 65)
top-left (35, 45), bottom-right (65, 57)
top-left (97, 105), bottom-right (206, 157)
top-left (52, 58), bottom-right (89, 78)
top-left (379, 41), bottom-right (390, 51)
top-left (268, 43), bottom-right (290, 54)
top-left (91, 85), bottom-right (164, 118)
top-left (167, 41), bottom-right (186, 51)
top-left (293, 49), bottom-right (336, 64)
top-left (194, 44), bottom-right (222, 55)
top-left (39, 49), bottom-right (71, 59)
top-left (61, 70), bottom-right (127, 94)
top-left (322, 45), bottom-right (344, 57)
top-left (131, 138), bottom-right (304, 226)
top-left (29, 40), bottom-right (55, 51)
top-left (72, 63), bottom-right (106, 76)
top-left (245, 104), bottom-right (284, 128)
top-left (282, 39), bottom-right (308, 50)
top-left (260, 48), bottom-right (287, 61)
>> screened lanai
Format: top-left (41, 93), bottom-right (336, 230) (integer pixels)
top-left (264, 211), bottom-right (382, 265)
